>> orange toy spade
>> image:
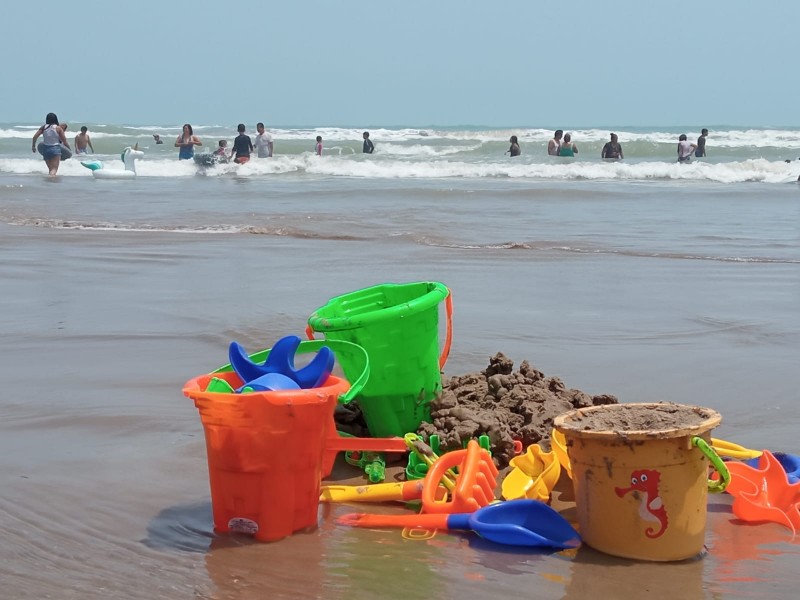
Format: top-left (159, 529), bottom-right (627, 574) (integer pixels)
top-left (726, 450), bottom-right (800, 533)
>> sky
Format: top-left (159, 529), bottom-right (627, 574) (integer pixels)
top-left (4, 1), bottom-right (798, 128)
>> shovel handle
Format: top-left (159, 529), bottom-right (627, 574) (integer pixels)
top-left (325, 436), bottom-right (408, 453)
top-left (710, 437), bottom-right (762, 460)
top-left (338, 512), bottom-right (450, 530)
top-left (321, 481), bottom-right (425, 503)
top-left (439, 290), bottom-right (453, 369)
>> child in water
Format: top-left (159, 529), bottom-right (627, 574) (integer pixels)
top-left (315, 135), bottom-right (323, 156)
top-left (213, 140), bottom-right (229, 163)
top-left (230, 124), bottom-right (253, 164)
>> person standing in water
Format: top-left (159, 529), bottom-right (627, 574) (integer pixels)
top-left (254, 122), bottom-right (273, 158)
top-left (212, 140), bottom-right (229, 163)
top-left (559, 133), bottom-right (578, 157)
top-left (677, 134), bottom-right (697, 163)
top-left (362, 131), bottom-right (374, 154)
top-left (601, 133), bottom-right (624, 159)
top-left (57, 123), bottom-right (72, 159)
top-left (547, 130), bottom-right (563, 156)
top-left (31, 112), bottom-right (69, 176)
top-left (175, 124), bottom-right (202, 160)
top-left (315, 136), bottom-right (323, 156)
top-left (230, 124), bottom-right (253, 164)
top-left (74, 126), bottom-right (94, 155)
top-left (506, 135), bottom-right (521, 157)
top-left (695, 128), bottom-right (708, 158)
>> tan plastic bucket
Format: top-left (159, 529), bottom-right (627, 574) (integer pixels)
top-left (554, 402), bottom-right (722, 561)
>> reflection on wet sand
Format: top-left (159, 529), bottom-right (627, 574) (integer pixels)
top-left (198, 500), bottom-right (450, 600)
top-left (705, 496), bottom-right (800, 598)
top-left (204, 530), bottom-right (327, 599)
top-left (136, 477), bottom-right (800, 600)
top-left (563, 544), bottom-right (705, 599)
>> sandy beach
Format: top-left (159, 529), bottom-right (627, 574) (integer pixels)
top-left (1, 163), bottom-right (799, 599)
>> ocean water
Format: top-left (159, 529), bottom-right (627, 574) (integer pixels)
top-left (1, 122), bottom-right (799, 599)
top-left (2, 122), bottom-right (800, 182)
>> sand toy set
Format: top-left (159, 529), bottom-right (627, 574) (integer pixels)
top-left (183, 281), bottom-right (800, 560)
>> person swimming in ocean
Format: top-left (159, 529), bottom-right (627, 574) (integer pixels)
top-left (175, 124), bottom-right (202, 160)
top-left (213, 140), bottom-right (229, 163)
top-left (362, 131), bottom-right (374, 154)
top-left (74, 126), bottom-right (94, 155)
top-left (506, 135), bottom-right (521, 157)
top-left (559, 133), bottom-right (578, 157)
top-left (547, 130), bottom-right (563, 156)
top-left (601, 133), bottom-right (623, 160)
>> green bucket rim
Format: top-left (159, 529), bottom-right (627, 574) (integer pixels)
top-left (307, 281), bottom-right (449, 332)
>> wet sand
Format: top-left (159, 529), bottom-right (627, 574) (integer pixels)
top-left (1, 202), bottom-right (798, 599)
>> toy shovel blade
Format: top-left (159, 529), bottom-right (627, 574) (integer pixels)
top-left (466, 499), bottom-right (581, 549)
top-left (339, 500), bottom-right (580, 550)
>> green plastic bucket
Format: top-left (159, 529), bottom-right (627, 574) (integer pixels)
top-left (306, 281), bottom-right (453, 437)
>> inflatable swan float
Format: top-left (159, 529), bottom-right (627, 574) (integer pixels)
top-left (81, 144), bottom-right (144, 179)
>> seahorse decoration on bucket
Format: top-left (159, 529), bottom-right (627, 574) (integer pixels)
top-left (615, 469), bottom-right (668, 538)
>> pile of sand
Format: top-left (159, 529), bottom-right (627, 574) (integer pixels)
top-left (418, 353), bottom-right (617, 468)
top-left (334, 352), bottom-right (618, 468)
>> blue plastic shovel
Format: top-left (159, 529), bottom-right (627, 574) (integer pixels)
top-left (339, 499), bottom-right (581, 549)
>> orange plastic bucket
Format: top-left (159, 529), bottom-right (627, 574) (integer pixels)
top-left (554, 402), bottom-right (723, 561)
top-left (183, 340), bottom-right (368, 542)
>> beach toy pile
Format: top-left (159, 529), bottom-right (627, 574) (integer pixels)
top-left (183, 282), bottom-right (454, 542)
top-left (182, 281), bottom-right (800, 559)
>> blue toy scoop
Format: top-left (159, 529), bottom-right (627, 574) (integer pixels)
top-left (455, 499), bottom-right (580, 549)
top-left (203, 372), bottom-right (301, 394)
top-left (237, 372), bottom-right (300, 393)
top-left (340, 499), bottom-right (580, 549)
top-left (229, 335), bottom-right (334, 389)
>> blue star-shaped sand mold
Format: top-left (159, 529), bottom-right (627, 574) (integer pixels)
top-left (228, 335), bottom-right (334, 392)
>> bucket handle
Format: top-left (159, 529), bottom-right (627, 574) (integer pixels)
top-left (319, 339), bottom-right (369, 404)
top-left (692, 436), bottom-right (730, 493)
top-left (439, 289), bottom-right (453, 369)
